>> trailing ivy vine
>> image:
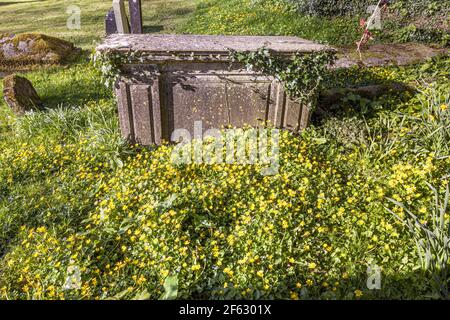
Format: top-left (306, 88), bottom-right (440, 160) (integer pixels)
top-left (230, 48), bottom-right (336, 111)
top-left (91, 50), bottom-right (140, 89)
top-left (93, 46), bottom-right (336, 112)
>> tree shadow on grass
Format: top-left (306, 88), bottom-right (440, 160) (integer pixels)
top-left (192, 267), bottom-right (437, 300)
top-left (143, 25), bottom-right (164, 33)
top-left (23, 54), bottom-right (113, 110)
top-left (312, 66), bottom-right (418, 125)
top-left (183, 266), bottom-right (437, 299)
top-left (293, 270), bottom-right (437, 300)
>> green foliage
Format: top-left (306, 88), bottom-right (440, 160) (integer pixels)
top-left (160, 275), bottom-right (179, 300)
top-left (182, 0), bottom-right (449, 46)
top-left (284, 0), bottom-right (374, 16)
top-left (13, 100), bottom-right (129, 167)
top-left (0, 57), bottom-right (113, 142)
top-left (284, 0), bottom-right (448, 17)
top-left (91, 51), bottom-right (127, 89)
top-left (180, 0), bottom-right (362, 45)
top-left (389, 0), bottom-right (449, 18)
top-left (0, 57), bottom-right (449, 299)
top-left (91, 50), bottom-right (154, 89)
top-left (0, 0), bottom-right (199, 50)
top-left (16, 59), bottom-right (111, 110)
top-left (231, 48), bottom-right (336, 110)
top-left (387, 183), bottom-right (450, 299)
top-left (390, 25), bottom-right (450, 47)
top-left (0, 0), bottom-right (449, 299)
top-left (404, 89), bottom-right (450, 158)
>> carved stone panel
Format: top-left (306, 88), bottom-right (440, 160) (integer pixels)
top-left (115, 65), bottom-right (309, 144)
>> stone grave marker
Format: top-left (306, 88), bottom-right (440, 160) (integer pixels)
top-left (105, 8), bottom-right (118, 35)
top-left (3, 74), bottom-right (42, 115)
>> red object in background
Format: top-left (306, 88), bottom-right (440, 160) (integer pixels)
top-left (364, 29), bottom-right (373, 39)
top-left (359, 18), bottom-right (367, 28)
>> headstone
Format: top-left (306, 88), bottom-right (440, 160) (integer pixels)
top-left (105, 8), bottom-right (118, 35)
top-left (129, 0), bottom-right (143, 34)
top-left (2, 74), bottom-right (42, 115)
top-left (112, 0), bottom-right (130, 34)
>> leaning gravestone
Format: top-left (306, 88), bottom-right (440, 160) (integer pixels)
top-left (96, 34), bottom-right (330, 145)
top-left (105, 8), bottom-right (118, 35)
top-left (2, 74), bottom-right (42, 115)
top-left (0, 33), bottom-right (80, 70)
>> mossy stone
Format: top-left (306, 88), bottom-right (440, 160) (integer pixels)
top-left (2, 74), bottom-right (42, 115)
top-left (0, 33), bottom-right (81, 71)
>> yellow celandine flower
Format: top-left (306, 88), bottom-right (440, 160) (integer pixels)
top-left (440, 104), bottom-right (448, 111)
top-left (308, 262), bottom-right (317, 270)
top-left (256, 270), bottom-right (264, 278)
top-left (354, 290), bottom-right (363, 298)
top-left (223, 267), bottom-right (234, 277)
top-left (161, 269), bottom-right (169, 278)
top-left (191, 264), bottom-right (201, 271)
top-left (290, 291), bottom-right (299, 300)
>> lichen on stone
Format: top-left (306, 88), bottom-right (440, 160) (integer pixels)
top-left (2, 74), bottom-right (42, 115)
top-left (0, 33), bottom-right (81, 71)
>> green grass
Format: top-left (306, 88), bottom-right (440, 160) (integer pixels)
top-left (0, 0), bottom-right (449, 300)
top-left (0, 54), bottom-right (449, 299)
top-left (1, 0), bottom-right (447, 50)
top-left (0, 58), bottom-right (112, 136)
top-left (179, 0), bottom-right (449, 46)
top-left (179, 0), bottom-right (362, 45)
top-left (0, 0), bottom-right (199, 49)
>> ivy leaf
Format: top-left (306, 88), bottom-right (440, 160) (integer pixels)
top-left (133, 290), bottom-right (151, 300)
top-left (106, 288), bottom-right (129, 300)
top-left (312, 138), bottom-right (328, 145)
top-left (159, 275), bottom-right (178, 300)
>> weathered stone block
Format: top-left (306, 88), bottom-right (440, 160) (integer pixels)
top-left (2, 74), bottom-right (42, 115)
top-left (96, 34), bottom-right (330, 145)
top-left (0, 33), bottom-right (81, 70)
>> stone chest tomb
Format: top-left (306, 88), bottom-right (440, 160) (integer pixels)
top-left (96, 34), bottom-right (329, 145)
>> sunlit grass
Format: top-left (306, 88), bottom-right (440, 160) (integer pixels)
top-left (0, 0), bottom-right (199, 49)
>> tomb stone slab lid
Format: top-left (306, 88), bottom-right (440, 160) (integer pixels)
top-left (96, 34), bottom-right (331, 57)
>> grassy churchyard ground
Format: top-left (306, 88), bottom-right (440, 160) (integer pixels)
top-left (0, 0), bottom-right (199, 48)
top-left (0, 0), bottom-right (449, 300)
